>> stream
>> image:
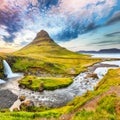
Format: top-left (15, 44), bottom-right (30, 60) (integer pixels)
top-left (0, 60), bottom-right (120, 109)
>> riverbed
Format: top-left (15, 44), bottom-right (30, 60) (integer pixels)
top-left (0, 56), bottom-right (120, 110)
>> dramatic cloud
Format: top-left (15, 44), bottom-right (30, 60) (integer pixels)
top-left (105, 31), bottom-right (120, 37)
top-left (106, 11), bottom-right (120, 25)
top-left (0, 0), bottom-right (120, 51)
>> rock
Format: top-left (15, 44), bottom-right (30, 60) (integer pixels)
top-left (0, 108), bottom-right (10, 113)
top-left (19, 96), bottom-right (26, 101)
top-left (28, 79), bottom-right (32, 85)
top-left (85, 73), bottom-right (98, 79)
top-left (20, 100), bottom-right (34, 111)
top-left (19, 84), bottom-right (26, 89)
top-left (0, 90), bottom-right (18, 109)
top-left (38, 82), bottom-right (44, 92)
top-left (13, 108), bottom-right (19, 112)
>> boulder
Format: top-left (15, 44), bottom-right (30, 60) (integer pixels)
top-left (19, 96), bottom-right (26, 101)
top-left (20, 100), bottom-right (34, 111)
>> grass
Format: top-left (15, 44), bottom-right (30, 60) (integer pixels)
top-left (19, 75), bottom-right (73, 91)
top-left (69, 68), bottom-right (120, 120)
top-left (7, 33), bottom-right (101, 77)
top-left (0, 67), bottom-right (120, 120)
top-left (72, 94), bottom-right (117, 120)
top-left (0, 106), bottom-right (72, 120)
top-left (9, 55), bottom-right (100, 77)
top-left (1, 31), bottom-right (114, 119)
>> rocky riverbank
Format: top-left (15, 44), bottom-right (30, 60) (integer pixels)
top-left (0, 60), bottom-right (120, 110)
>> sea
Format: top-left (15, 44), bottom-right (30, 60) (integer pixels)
top-left (88, 53), bottom-right (120, 59)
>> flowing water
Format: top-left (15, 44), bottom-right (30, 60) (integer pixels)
top-left (1, 58), bottom-right (120, 108)
top-left (2, 60), bottom-right (22, 79)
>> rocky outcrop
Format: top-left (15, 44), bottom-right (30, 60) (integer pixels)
top-left (19, 96), bottom-right (26, 102)
top-left (0, 89), bottom-right (18, 109)
top-left (19, 100), bottom-right (34, 111)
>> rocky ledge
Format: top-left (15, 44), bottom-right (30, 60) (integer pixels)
top-left (0, 89), bottom-right (18, 109)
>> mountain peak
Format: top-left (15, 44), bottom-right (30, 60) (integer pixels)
top-left (36, 30), bottom-right (50, 38)
top-left (32, 30), bottom-right (53, 44)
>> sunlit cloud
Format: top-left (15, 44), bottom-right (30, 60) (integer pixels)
top-left (0, 0), bottom-right (120, 51)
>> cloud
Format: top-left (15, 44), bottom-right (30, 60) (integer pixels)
top-left (89, 39), bottom-right (120, 46)
top-left (106, 11), bottom-right (120, 25)
top-left (105, 31), bottom-right (120, 37)
top-left (0, 0), bottom-right (120, 51)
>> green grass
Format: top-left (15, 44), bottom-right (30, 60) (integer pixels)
top-left (72, 94), bottom-right (117, 120)
top-left (0, 68), bottom-right (120, 120)
top-left (69, 68), bottom-right (120, 120)
top-left (0, 106), bottom-right (72, 120)
top-left (19, 76), bottom-right (73, 91)
top-left (7, 33), bottom-right (100, 77)
top-left (9, 55), bottom-right (100, 77)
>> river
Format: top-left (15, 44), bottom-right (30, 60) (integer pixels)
top-left (0, 54), bottom-right (120, 109)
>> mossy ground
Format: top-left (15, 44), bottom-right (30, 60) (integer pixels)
top-left (19, 76), bottom-right (73, 91)
top-left (1, 36), bottom-right (118, 119)
top-left (70, 68), bottom-right (120, 120)
top-left (9, 38), bottom-right (101, 77)
top-left (0, 68), bottom-right (120, 120)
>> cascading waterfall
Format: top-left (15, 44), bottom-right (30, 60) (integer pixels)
top-left (0, 79), bottom-right (6, 84)
top-left (3, 60), bottom-right (13, 78)
top-left (3, 60), bottom-right (21, 79)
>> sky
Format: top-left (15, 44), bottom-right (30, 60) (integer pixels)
top-left (0, 0), bottom-right (120, 52)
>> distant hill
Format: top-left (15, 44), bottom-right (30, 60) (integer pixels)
top-left (78, 48), bottom-right (120, 54)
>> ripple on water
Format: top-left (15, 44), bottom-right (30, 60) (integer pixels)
top-left (1, 60), bottom-right (120, 108)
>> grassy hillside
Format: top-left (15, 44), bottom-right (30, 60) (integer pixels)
top-left (0, 68), bottom-right (120, 120)
top-left (6, 30), bottom-right (100, 77)
top-left (69, 68), bottom-right (120, 120)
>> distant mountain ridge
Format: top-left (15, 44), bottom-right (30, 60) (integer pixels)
top-left (78, 48), bottom-right (120, 53)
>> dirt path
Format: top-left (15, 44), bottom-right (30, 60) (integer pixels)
top-left (80, 86), bottom-right (120, 111)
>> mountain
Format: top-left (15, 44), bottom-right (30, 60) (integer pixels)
top-left (14, 30), bottom-right (79, 57)
top-left (78, 48), bottom-right (120, 54)
top-left (6, 30), bottom-right (99, 76)
top-left (99, 48), bottom-right (120, 53)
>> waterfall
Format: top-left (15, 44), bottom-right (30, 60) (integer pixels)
top-left (0, 79), bottom-right (6, 84)
top-left (3, 60), bottom-right (13, 78)
top-left (3, 60), bottom-right (21, 79)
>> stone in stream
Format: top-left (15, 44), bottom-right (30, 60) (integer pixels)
top-left (19, 100), bottom-right (34, 111)
top-left (38, 82), bottom-right (44, 92)
top-left (19, 95), bottom-right (26, 101)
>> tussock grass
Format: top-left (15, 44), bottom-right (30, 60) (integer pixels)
top-left (19, 75), bottom-right (73, 91)
top-left (71, 68), bottom-right (120, 120)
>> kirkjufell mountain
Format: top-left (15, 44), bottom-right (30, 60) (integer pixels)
top-left (13, 30), bottom-right (82, 57)
top-left (11, 30), bottom-right (93, 76)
